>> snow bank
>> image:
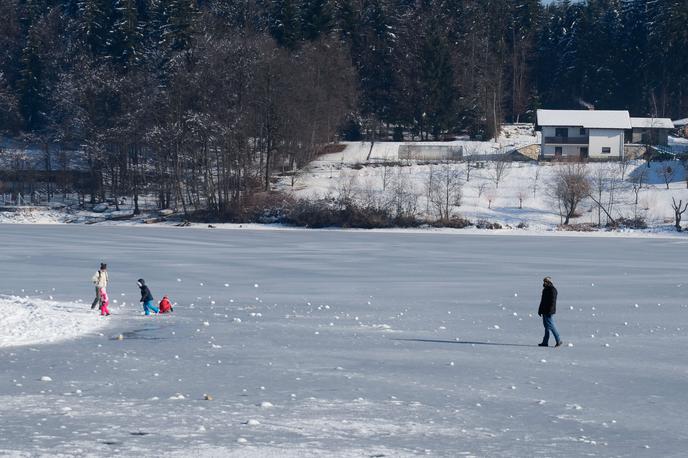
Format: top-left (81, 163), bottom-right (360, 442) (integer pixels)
top-left (0, 209), bottom-right (64, 224)
top-left (0, 295), bottom-right (107, 347)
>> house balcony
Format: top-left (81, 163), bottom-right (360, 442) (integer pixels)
top-left (544, 136), bottom-right (589, 145)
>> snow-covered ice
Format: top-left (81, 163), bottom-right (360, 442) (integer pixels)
top-left (0, 295), bottom-right (107, 347)
top-left (0, 225), bottom-right (687, 456)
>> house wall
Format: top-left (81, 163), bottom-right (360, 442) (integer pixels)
top-left (540, 125), bottom-right (625, 159)
top-left (588, 129), bottom-right (624, 158)
top-left (540, 126), bottom-right (589, 158)
top-left (541, 126), bottom-right (587, 139)
top-left (541, 145), bottom-right (583, 157)
top-left (631, 128), bottom-right (669, 145)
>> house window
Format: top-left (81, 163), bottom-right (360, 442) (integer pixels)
top-left (555, 128), bottom-right (568, 138)
top-left (555, 147), bottom-right (563, 157)
top-left (579, 128), bottom-right (587, 135)
top-left (601, 147), bottom-right (611, 154)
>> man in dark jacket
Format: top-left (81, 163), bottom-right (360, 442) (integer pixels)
top-left (137, 278), bottom-right (159, 315)
top-left (538, 276), bottom-right (562, 347)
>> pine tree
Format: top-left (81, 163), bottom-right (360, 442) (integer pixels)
top-left (0, 71), bottom-right (20, 133)
top-left (77, 0), bottom-right (113, 57)
top-left (17, 24), bottom-right (43, 129)
top-left (419, 27), bottom-right (455, 138)
top-left (301, 0), bottom-right (333, 41)
top-left (357, 0), bottom-right (396, 123)
top-left (163, 0), bottom-right (198, 52)
top-left (109, 0), bottom-right (144, 69)
top-left (268, 0), bottom-right (301, 49)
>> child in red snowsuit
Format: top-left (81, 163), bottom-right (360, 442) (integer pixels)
top-left (158, 296), bottom-right (173, 314)
top-left (100, 288), bottom-right (111, 316)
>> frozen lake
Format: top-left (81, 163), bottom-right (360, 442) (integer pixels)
top-left (1, 225), bottom-right (687, 457)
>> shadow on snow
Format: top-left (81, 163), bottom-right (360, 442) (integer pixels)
top-left (393, 338), bottom-right (537, 348)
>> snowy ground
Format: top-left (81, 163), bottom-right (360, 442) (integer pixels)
top-left (0, 295), bottom-right (107, 348)
top-left (272, 125), bottom-right (688, 231)
top-left (1, 225), bottom-right (687, 457)
top-left (277, 151), bottom-right (688, 231)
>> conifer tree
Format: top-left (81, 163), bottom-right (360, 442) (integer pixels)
top-left (17, 24), bottom-right (43, 128)
top-left (268, 0), bottom-right (301, 49)
top-left (109, 0), bottom-right (144, 69)
top-left (163, 0), bottom-right (198, 52)
top-left (78, 0), bottom-right (113, 57)
top-left (301, 0), bottom-right (333, 41)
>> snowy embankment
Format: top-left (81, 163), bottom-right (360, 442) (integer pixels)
top-left (0, 295), bottom-right (107, 347)
top-left (277, 136), bottom-right (688, 231)
top-left (0, 208), bottom-right (65, 224)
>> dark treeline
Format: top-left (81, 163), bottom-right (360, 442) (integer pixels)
top-left (0, 0), bottom-right (686, 216)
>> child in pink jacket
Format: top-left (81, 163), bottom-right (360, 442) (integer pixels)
top-left (100, 288), bottom-right (111, 316)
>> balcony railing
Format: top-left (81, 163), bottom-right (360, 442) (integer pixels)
top-left (544, 136), bottom-right (589, 145)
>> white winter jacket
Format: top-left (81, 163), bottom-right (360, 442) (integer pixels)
top-left (92, 270), bottom-right (109, 288)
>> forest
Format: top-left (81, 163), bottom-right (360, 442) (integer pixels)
top-left (0, 0), bottom-right (687, 217)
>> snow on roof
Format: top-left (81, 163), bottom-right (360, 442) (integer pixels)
top-left (673, 118), bottom-right (688, 127)
top-left (630, 117), bottom-right (674, 129)
top-left (536, 109), bottom-right (632, 129)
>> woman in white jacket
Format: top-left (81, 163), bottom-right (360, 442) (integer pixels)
top-left (91, 263), bottom-right (109, 310)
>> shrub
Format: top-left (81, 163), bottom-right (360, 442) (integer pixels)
top-left (475, 219), bottom-right (503, 229)
top-left (611, 216), bottom-right (648, 230)
top-left (557, 223), bottom-right (595, 232)
top-left (429, 217), bottom-right (472, 229)
top-left (280, 197), bottom-right (435, 229)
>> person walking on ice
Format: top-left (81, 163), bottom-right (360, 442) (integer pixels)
top-left (137, 279), bottom-right (159, 315)
top-left (91, 263), bottom-right (108, 310)
top-left (538, 276), bottom-right (562, 347)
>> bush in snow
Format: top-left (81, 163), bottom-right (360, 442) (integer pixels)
top-left (475, 219), bottom-right (502, 230)
top-left (608, 216), bottom-right (647, 230)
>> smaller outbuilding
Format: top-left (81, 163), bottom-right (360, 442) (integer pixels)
top-left (629, 117), bottom-right (674, 145)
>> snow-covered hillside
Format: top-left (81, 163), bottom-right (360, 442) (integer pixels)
top-left (1, 225), bottom-right (687, 456)
top-left (277, 135), bottom-right (688, 231)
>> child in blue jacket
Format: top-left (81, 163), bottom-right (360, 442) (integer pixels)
top-left (137, 279), bottom-right (159, 315)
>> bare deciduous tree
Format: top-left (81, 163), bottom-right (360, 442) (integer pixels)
top-left (531, 165), bottom-right (541, 198)
top-left (587, 164), bottom-right (619, 227)
top-left (671, 197), bottom-right (688, 232)
top-left (485, 187), bottom-right (498, 209)
top-left (550, 161), bottom-right (590, 225)
top-left (659, 163), bottom-right (675, 189)
top-left (334, 171), bottom-right (359, 209)
top-left (489, 153), bottom-right (512, 189)
top-left (618, 154), bottom-right (631, 180)
top-left (426, 164), bottom-right (463, 221)
top-left (515, 186), bottom-right (528, 209)
top-left (380, 158), bottom-right (393, 191)
top-left (385, 168), bottom-right (419, 219)
top-left (462, 144), bottom-right (479, 182)
top-left (629, 166), bottom-right (647, 216)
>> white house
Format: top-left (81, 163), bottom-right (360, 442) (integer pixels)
top-left (537, 110), bottom-right (630, 160)
top-left (536, 109), bottom-right (673, 160)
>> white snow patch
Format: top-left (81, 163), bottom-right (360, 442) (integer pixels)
top-left (0, 295), bottom-right (108, 348)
